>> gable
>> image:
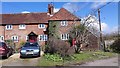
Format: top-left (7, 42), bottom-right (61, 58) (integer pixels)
top-left (49, 8), bottom-right (81, 21)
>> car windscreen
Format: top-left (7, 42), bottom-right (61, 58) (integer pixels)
top-left (0, 42), bottom-right (5, 46)
top-left (23, 42), bottom-right (38, 47)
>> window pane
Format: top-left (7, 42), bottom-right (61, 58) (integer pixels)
top-left (40, 24), bottom-right (41, 27)
top-left (12, 37), bottom-right (14, 40)
top-left (7, 25), bottom-right (9, 29)
top-left (42, 24), bottom-right (44, 27)
top-left (10, 25), bottom-right (11, 29)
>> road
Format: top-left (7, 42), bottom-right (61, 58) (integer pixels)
top-left (80, 57), bottom-right (119, 66)
top-left (0, 51), bottom-right (44, 66)
top-left (0, 52), bottom-right (119, 67)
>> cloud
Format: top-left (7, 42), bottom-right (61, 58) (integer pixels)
top-left (90, 22), bottom-right (108, 32)
top-left (63, 3), bottom-right (80, 13)
top-left (91, 2), bottom-right (107, 9)
top-left (90, 0), bottom-right (114, 9)
top-left (107, 26), bottom-right (118, 34)
top-left (21, 11), bottom-right (30, 13)
top-left (54, 8), bottom-right (60, 13)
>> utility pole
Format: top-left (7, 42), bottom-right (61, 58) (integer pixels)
top-left (98, 9), bottom-right (105, 51)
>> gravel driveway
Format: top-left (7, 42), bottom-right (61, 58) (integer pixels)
top-left (0, 51), bottom-right (44, 66)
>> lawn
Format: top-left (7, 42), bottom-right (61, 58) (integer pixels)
top-left (37, 51), bottom-right (118, 66)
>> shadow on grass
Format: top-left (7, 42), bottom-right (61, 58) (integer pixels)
top-left (20, 56), bottom-right (40, 59)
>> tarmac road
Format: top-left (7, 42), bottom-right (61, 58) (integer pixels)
top-left (80, 56), bottom-right (119, 66)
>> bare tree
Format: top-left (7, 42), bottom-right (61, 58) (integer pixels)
top-left (69, 15), bottom-right (99, 53)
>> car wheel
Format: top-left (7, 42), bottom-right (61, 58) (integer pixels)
top-left (20, 55), bottom-right (22, 58)
top-left (5, 53), bottom-right (9, 59)
top-left (11, 51), bottom-right (14, 55)
top-left (20, 55), bottom-right (23, 58)
top-left (38, 52), bottom-right (40, 57)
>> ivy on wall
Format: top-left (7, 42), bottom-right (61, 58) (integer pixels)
top-left (48, 21), bottom-right (60, 39)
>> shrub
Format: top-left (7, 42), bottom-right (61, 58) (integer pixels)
top-left (110, 38), bottom-right (120, 53)
top-left (5, 40), bottom-right (14, 46)
top-left (44, 54), bottom-right (63, 62)
top-left (15, 41), bottom-right (26, 53)
top-left (45, 37), bottom-right (75, 57)
top-left (20, 41), bottom-right (26, 46)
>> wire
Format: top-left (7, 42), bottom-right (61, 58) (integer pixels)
top-left (92, 0), bottom-right (114, 14)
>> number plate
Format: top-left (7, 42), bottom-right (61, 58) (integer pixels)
top-left (26, 52), bottom-right (33, 54)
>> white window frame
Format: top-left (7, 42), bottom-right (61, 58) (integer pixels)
top-left (19, 24), bottom-right (26, 29)
top-left (61, 34), bottom-right (69, 40)
top-left (61, 21), bottom-right (68, 26)
top-left (26, 36), bottom-right (29, 41)
top-left (38, 24), bottom-right (45, 28)
top-left (6, 25), bottom-right (13, 30)
top-left (11, 36), bottom-right (19, 42)
top-left (39, 35), bottom-right (48, 41)
top-left (0, 36), bottom-right (4, 41)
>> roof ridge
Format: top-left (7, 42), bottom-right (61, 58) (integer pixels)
top-left (1, 12), bottom-right (48, 15)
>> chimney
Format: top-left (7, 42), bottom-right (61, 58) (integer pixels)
top-left (48, 3), bottom-right (54, 15)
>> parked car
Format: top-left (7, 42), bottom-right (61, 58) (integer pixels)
top-left (0, 42), bottom-right (14, 59)
top-left (20, 42), bottom-right (40, 58)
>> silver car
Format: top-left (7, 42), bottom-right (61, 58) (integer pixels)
top-left (20, 42), bottom-right (40, 58)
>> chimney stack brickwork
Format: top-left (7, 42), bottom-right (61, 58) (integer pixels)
top-left (48, 4), bottom-right (54, 15)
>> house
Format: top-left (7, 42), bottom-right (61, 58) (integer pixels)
top-left (0, 4), bottom-right (99, 50)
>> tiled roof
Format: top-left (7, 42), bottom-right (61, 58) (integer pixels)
top-left (49, 8), bottom-right (80, 21)
top-left (1, 8), bottom-right (80, 25)
top-left (1, 13), bottom-right (50, 25)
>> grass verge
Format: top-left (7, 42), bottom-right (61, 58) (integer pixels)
top-left (37, 51), bottom-right (118, 66)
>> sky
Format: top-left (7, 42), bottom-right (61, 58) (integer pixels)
top-left (1, 2), bottom-right (118, 34)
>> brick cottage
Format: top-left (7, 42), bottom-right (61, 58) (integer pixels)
top-left (0, 4), bottom-right (99, 50)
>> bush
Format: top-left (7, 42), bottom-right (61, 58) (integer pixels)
top-left (5, 40), bottom-right (14, 46)
top-left (20, 41), bottom-right (26, 46)
top-left (15, 41), bottom-right (26, 53)
top-left (110, 38), bottom-right (120, 53)
top-left (45, 37), bottom-right (75, 57)
top-left (44, 54), bottom-right (63, 62)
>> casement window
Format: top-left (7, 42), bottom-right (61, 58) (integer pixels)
top-left (38, 24), bottom-right (45, 28)
top-left (39, 35), bottom-right (47, 41)
top-left (19, 24), bottom-right (26, 29)
top-left (61, 34), bottom-right (69, 40)
top-left (0, 36), bottom-right (4, 41)
top-left (61, 21), bottom-right (68, 26)
top-left (11, 36), bottom-right (18, 42)
top-left (6, 25), bottom-right (13, 30)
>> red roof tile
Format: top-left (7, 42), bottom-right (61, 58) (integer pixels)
top-left (0, 8), bottom-right (80, 25)
top-left (1, 13), bottom-right (50, 25)
top-left (49, 8), bottom-right (80, 21)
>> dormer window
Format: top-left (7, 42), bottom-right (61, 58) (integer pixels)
top-left (6, 25), bottom-right (12, 30)
top-left (61, 21), bottom-right (68, 26)
top-left (38, 24), bottom-right (45, 28)
top-left (19, 24), bottom-right (26, 29)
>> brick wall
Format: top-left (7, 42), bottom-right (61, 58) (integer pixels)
top-left (60, 21), bottom-right (80, 33)
top-left (0, 26), bottom-right (4, 36)
top-left (0, 23), bottom-right (48, 47)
